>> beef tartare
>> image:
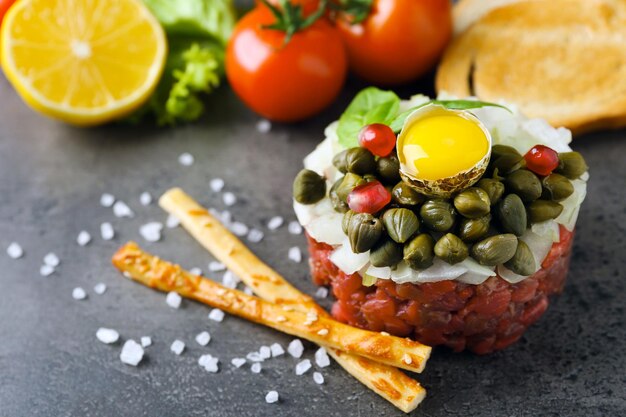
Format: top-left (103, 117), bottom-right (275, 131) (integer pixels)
top-left (293, 89), bottom-right (588, 354)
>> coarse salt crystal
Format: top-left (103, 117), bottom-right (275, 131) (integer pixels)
top-left (166, 291), bottom-right (182, 309)
top-left (402, 353), bottom-right (412, 365)
top-left (247, 228), bottom-right (264, 243)
top-left (295, 359), bottom-right (312, 375)
top-left (267, 216), bottom-right (284, 230)
top-left (313, 372), bottom-right (325, 385)
top-left (259, 346), bottom-right (271, 359)
top-left (208, 261), bottom-right (226, 272)
top-left (222, 271), bottom-right (240, 289)
top-left (100, 222), bottom-right (115, 240)
top-left (39, 265), bottom-right (54, 277)
top-left (113, 201), bottom-right (134, 218)
top-left (314, 287), bottom-right (328, 299)
top-left (265, 390), bottom-right (279, 404)
top-left (195, 331), bottom-right (211, 346)
top-left (96, 328), bottom-right (119, 344)
top-left (287, 339), bottom-right (304, 358)
top-left (208, 309), bottom-right (225, 322)
top-left (210, 178), bottom-right (225, 192)
top-left (288, 221), bottom-right (302, 235)
top-left (72, 287), bottom-right (87, 300)
top-left (140, 192), bottom-right (152, 206)
top-left (256, 119), bottom-right (272, 134)
top-left (199, 354), bottom-right (219, 373)
top-left (243, 286), bottom-right (254, 295)
top-left (251, 362), bottom-right (262, 374)
top-left (189, 267), bottom-right (202, 276)
top-left (94, 283), bottom-right (107, 295)
top-left (270, 343), bottom-right (285, 357)
top-left (141, 336), bottom-right (152, 347)
top-left (166, 214), bottom-right (180, 229)
top-left (178, 152), bottom-right (194, 166)
top-left (317, 329), bottom-right (329, 336)
top-left (230, 222), bottom-right (249, 237)
top-left (77, 231), bottom-right (91, 246)
top-left (231, 358), bottom-right (246, 368)
top-left (219, 210), bottom-right (232, 224)
top-left (44, 252), bottom-right (60, 267)
top-left (139, 222), bottom-right (163, 242)
top-left (6, 242), bottom-right (23, 259)
top-left (170, 340), bottom-right (185, 355)
top-left (315, 347), bottom-right (331, 368)
top-left (223, 192), bottom-right (236, 206)
top-left (100, 193), bottom-right (115, 207)
top-left (247, 352), bottom-right (264, 362)
top-left (120, 340), bottom-right (144, 366)
top-left (288, 247), bottom-right (302, 263)
top-left (276, 316), bottom-right (287, 322)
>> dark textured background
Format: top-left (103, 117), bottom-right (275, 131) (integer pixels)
top-left (1, 5), bottom-right (625, 417)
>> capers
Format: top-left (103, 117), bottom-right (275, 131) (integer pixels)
top-left (376, 155), bottom-right (401, 184)
top-left (471, 234), bottom-right (518, 266)
top-left (497, 194), bottom-right (527, 236)
top-left (342, 210), bottom-right (357, 234)
top-left (454, 187), bottom-right (491, 219)
top-left (347, 213), bottom-right (383, 253)
top-left (505, 169), bottom-right (542, 202)
top-left (434, 233), bottom-right (469, 265)
top-left (419, 200), bottom-right (456, 232)
top-left (492, 153), bottom-right (525, 175)
top-left (369, 237), bottom-right (403, 267)
top-left (293, 169), bottom-right (326, 204)
top-left (404, 234), bottom-right (435, 270)
top-left (329, 178), bottom-right (349, 213)
top-left (345, 147), bottom-right (376, 175)
top-left (459, 214), bottom-right (491, 242)
top-left (332, 150), bottom-right (349, 173)
top-left (335, 173), bottom-right (365, 202)
top-left (541, 173), bottom-right (574, 201)
top-left (392, 182), bottom-right (424, 207)
top-left (504, 240), bottom-right (536, 276)
top-left (382, 208), bottom-right (419, 243)
top-left (477, 178), bottom-right (505, 205)
top-left (491, 145), bottom-right (522, 159)
top-left (527, 200), bottom-right (563, 223)
top-left (556, 151), bottom-right (588, 179)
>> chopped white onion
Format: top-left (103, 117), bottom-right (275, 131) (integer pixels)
top-left (330, 242), bottom-right (369, 275)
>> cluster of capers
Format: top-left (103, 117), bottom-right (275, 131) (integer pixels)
top-left (293, 143), bottom-right (587, 277)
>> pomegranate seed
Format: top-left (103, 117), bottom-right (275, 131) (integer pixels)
top-left (347, 181), bottom-right (391, 214)
top-left (358, 123), bottom-right (396, 157)
top-left (524, 145), bottom-right (559, 176)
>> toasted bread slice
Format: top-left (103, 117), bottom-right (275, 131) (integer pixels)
top-left (453, 0), bottom-right (536, 35)
top-left (438, 0), bottom-right (626, 135)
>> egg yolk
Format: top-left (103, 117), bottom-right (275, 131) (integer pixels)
top-left (399, 114), bottom-right (489, 181)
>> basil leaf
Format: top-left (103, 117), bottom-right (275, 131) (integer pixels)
top-left (390, 100), bottom-right (512, 133)
top-left (337, 87), bottom-right (400, 148)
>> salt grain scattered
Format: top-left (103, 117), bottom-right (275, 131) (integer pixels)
top-left (288, 221), bottom-right (303, 235)
top-left (256, 119), bottom-right (272, 134)
top-left (317, 329), bottom-right (329, 336)
top-left (94, 283), bottom-right (107, 295)
top-left (166, 214), bottom-right (180, 228)
top-left (287, 339), bottom-right (304, 358)
top-left (267, 216), bottom-right (284, 230)
top-left (170, 340), bottom-right (185, 355)
top-left (276, 316), bottom-right (287, 322)
top-left (178, 152), bottom-right (194, 166)
top-left (100, 193), bottom-right (115, 207)
top-left (208, 309), bottom-right (225, 322)
top-left (313, 372), bottom-right (325, 385)
top-left (270, 343), bottom-right (285, 357)
top-left (139, 222), bottom-right (163, 242)
top-left (402, 353), bottom-right (412, 365)
top-left (199, 354), bottom-right (219, 372)
top-left (39, 265), bottom-right (54, 277)
top-left (113, 201), bottom-right (134, 218)
top-left (166, 291), bottom-right (182, 309)
top-left (314, 287), bottom-right (328, 299)
top-left (208, 261), bottom-right (226, 272)
top-left (189, 267), bottom-right (203, 276)
top-left (247, 352), bottom-right (264, 362)
top-left (247, 228), bottom-right (264, 243)
top-left (219, 210), bottom-right (232, 224)
top-left (265, 390), bottom-right (279, 404)
top-left (120, 340), bottom-right (144, 366)
top-left (231, 358), bottom-right (246, 368)
top-left (210, 178), bottom-right (225, 192)
top-left (141, 336), bottom-right (152, 347)
top-left (223, 192), bottom-right (236, 206)
top-left (100, 222), bottom-right (115, 240)
top-left (243, 286), bottom-right (254, 295)
top-left (222, 271), bottom-right (240, 289)
top-left (315, 347), bottom-right (331, 368)
top-left (288, 247), bottom-right (302, 263)
top-left (96, 328), bottom-right (119, 344)
top-left (295, 359), bottom-right (312, 375)
top-left (259, 346), bottom-right (271, 360)
top-left (195, 331), bottom-right (211, 346)
top-left (77, 231), bottom-right (91, 246)
top-left (72, 287), bottom-right (87, 300)
top-left (44, 252), bottom-right (60, 267)
top-left (6, 242), bottom-right (23, 259)
top-left (230, 221), bottom-right (249, 237)
top-left (140, 192), bottom-right (152, 206)
top-left (251, 362), bottom-right (262, 374)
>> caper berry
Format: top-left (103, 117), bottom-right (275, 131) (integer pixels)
top-left (497, 194), bottom-right (527, 236)
top-left (504, 239), bottom-right (536, 276)
top-left (477, 178), bottom-right (505, 205)
top-left (392, 182), bottom-right (425, 207)
top-left (459, 214), bottom-right (491, 242)
top-left (404, 234), bottom-right (435, 270)
top-left (491, 144), bottom-right (522, 159)
top-left (454, 187), bottom-right (491, 219)
top-left (527, 200), bottom-right (563, 223)
top-left (420, 200), bottom-right (456, 232)
top-left (541, 173), bottom-right (574, 201)
top-left (556, 152), bottom-right (588, 179)
top-left (332, 150), bottom-right (349, 173)
top-left (329, 178), bottom-right (349, 212)
top-left (293, 169), bottom-right (326, 204)
top-left (376, 155), bottom-right (401, 184)
top-left (335, 173), bottom-right (365, 202)
top-left (348, 213), bottom-right (383, 253)
top-left (369, 237), bottom-right (403, 267)
top-left (505, 169), bottom-right (542, 202)
top-left (342, 210), bottom-right (357, 234)
top-left (434, 233), bottom-right (469, 265)
top-left (471, 234), bottom-right (518, 266)
top-left (382, 208), bottom-right (419, 243)
top-left (345, 147), bottom-right (376, 175)
top-left (492, 153), bottom-right (525, 175)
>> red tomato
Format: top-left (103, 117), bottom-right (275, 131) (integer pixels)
top-left (336, 0), bottom-right (452, 85)
top-left (226, 3), bottom-right (347, 122)
top-left (0, 0), bottom-right (16, 26)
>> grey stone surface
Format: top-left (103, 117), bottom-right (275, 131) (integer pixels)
top-left (0, 65), bottom-right (625, 417)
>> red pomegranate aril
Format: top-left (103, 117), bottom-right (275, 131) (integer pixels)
top-left (347, 180), bottom-right (391, 213)
top-left (524, 145), bottom-right (559, 176)
top-left (358, 123), bottom-right (397, 157)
